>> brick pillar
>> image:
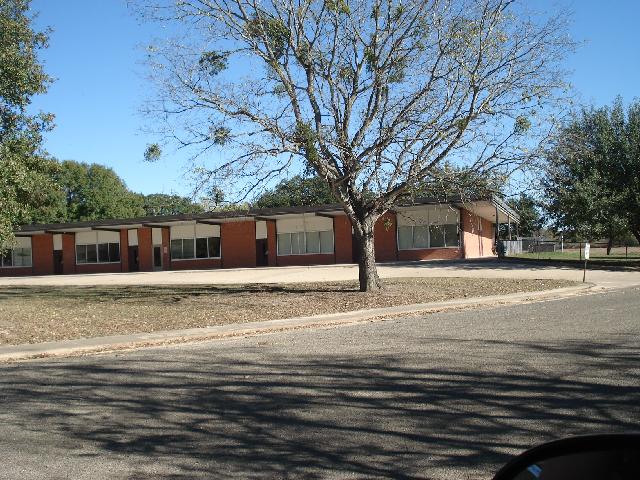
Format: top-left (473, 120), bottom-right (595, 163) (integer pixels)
top-left (221, 221), bottom-right (256, 268)
top-left (333, 216), bottom-right (353, 264)
top-left (119, 229), bottom-right (129, 272)
top-left (62, 233), bottom-right (76, 274)
top-left (266, 220), bottom-right (277, 266)
top-left (137, 227), bottom-right (153, 272)
top-left (161, 227), bottom-right (171, 270)
top-left (31, 234), bottom-right (54, 275)
top-left (374, 212), bottom-right (398, 262)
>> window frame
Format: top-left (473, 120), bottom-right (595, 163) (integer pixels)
top-left (0, 247), bottom-right (33, 268)
top-left (277, 230), bottom-right (334, 256)
top-left (75, 242), bottom-right (121, 264)
top-left (170, 236), bottom-right (221, 260)
top-left (396, 222), bottom-right (460, 250)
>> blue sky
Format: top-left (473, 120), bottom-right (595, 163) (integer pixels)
top-left (29, 0), bottom-right (640, 197)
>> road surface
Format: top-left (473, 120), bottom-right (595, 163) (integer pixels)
top-left (1, 286), bottom-right (639, 479)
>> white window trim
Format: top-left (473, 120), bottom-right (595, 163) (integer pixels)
top-left (277, 230), bottom-right (334, 256)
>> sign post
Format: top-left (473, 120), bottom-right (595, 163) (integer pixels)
top-left (583, 242), bottom-right (590, 282)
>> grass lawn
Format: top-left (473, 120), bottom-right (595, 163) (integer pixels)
top-left (513, 246), bottom-right (640, 264)
top-left (0, 277), bottom-right (576, 346)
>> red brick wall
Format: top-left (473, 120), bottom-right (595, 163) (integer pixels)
top-left (32, 234), bottom-right (54, 275)
top-left (221, 221), bottom-right (256, 269)
top-left (398, 247), bottom-right (463, 261)
top-left (76, 263), bottom-right (123, 274)
top-left (62, 233), bottom-right (76, 274)
top-left (170, 258), bottom-right (222, 270)
top-left (119, 229), bottom-right (129, 272)
top-left (374, 212), bottom-right (398, 262)
top-left (267, 220), bottom-right (277, 266)
top-left (277, 253), bottom-right (335, 266)
top-left (0, 266), bottom-right (33, 276)
top-left (161, 227), bottom-right (171, 270)
top-left (137, 227), bottom-right (153, 272)
top-left (461, 209), bottom-right (495, 258)
top-left (333, 216), bottom-right (353, 264)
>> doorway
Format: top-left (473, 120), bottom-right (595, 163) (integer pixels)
top-left (53, 250), bottom-right (63, 275)
top-left (256, 239), bottom-right (268, 267)
top-left (128, 246), bottom-right (139, 272)
top-left (153, 246), bottom-right (162, 270)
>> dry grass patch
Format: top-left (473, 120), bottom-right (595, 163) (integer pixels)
top-left (0, 277), bottom-right (575, 346)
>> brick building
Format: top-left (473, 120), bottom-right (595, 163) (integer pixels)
top-left (0, 197), bottom-right (518, 277)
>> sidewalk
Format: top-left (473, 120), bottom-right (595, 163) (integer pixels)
top-left (0, 258), bottom-right (637, 288)
top-left (0, 283), bottom-right (594, 362)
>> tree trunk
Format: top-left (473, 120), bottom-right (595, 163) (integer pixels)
top-left (353, 217), bottom-right (382, 292)
top-left (631, 225), bottom-right (640, 246)
top-left (606, 236), bottom-right (613, 255)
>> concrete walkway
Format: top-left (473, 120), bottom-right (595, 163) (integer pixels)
top-left (1, 258), bottom-right (638, 288)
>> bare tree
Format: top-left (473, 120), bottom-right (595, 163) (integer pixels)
top-left (137, 0), bottom-right (572, 291)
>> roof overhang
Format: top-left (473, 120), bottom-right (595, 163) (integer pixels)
top-left (254, 210), bottom-right (344, 221)
top-left (454, 197), bottom-right (520, 224)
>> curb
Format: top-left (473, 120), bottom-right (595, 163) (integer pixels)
top-left (0, 283), bottom-right (595, 363)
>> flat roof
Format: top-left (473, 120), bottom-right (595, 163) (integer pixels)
top-left (15, 196), bottom-right (519, 234)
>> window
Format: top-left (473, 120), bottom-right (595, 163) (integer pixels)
top-left (277, 230), bottom-right (334, 255)
top-left (171, 237), bottom-right (220, 260)
top-left (443, 224), bottom-right (459, 247)
top-left (429, 225), bottom-right (445, 248)
top-left (76, 242), bottom-right (120, 264)
top-left (0, 247), bottom-right (32, 268)
top-left (397, 224), bottom-right (459, 249)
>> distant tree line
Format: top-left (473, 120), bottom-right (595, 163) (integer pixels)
top-left (28, 160), bottom-right (203, 224)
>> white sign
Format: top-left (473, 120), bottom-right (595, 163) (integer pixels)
top-left (584, 242), bottom-right (590, 260)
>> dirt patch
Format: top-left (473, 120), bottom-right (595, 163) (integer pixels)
top-left (0, 277), bottom-right (575, 346)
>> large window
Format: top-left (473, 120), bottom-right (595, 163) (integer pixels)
top-left (277, 230), bottom-right (333, 255)
top-left (397, 207), bottom-right (460, 250)
top-left (76, 242), bottom-right (120, 264)
top-left (171, 237), bottom-right (220, 259)
top-left (0, 244), bottom-right (32, 268)
top-left (170, 223), bottom-right (221, 260)
top-left (76, 231), bottom-right (120, 264)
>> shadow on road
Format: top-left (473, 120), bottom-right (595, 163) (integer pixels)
top-left (1, 336), bottom-right (638, 479)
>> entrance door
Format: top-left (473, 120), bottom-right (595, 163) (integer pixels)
top-left (128, 246), bottom-right (139, 272)
top-left (256, 239), bottom-right (268, 267)
top-left (53, 250), bottom-right (63, 275)
top-left (153, 246), bottom-right (162, 270)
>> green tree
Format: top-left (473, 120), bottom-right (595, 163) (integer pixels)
top-left (140, 193), bottom-right (204, 216)
top-left (543, 98), bottom-right (638, 252)
top-left (507, 194), bottom-right (543, 237)
top-left (0, 0), bottom-right (58, 248)
top-left (140, 0), bottom-right (571, 290)
top-left (50, 160), bottom-right (145, 221)
top-left (624, 101), bottom-right (640, 244)
top-left (254, 176), bottom-right (337, 208)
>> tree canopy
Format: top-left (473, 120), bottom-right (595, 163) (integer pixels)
top-left (140, 193), bottom-right (204, 216)
top-left (139, 0), bottom-right (572, 290)
top-left (0, 0), bottom-right (58, 248)
top-left (507, 194), bottom-right (543, 237)
top-left (543, 97), bottom-right (640, 245)
top-left (254, 175), bottom-right (337, 208)
top-left (41, 160), bottom-right (146, 222)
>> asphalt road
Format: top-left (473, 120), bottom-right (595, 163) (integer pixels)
top-left (1, 287), bottom-right (639, 480)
